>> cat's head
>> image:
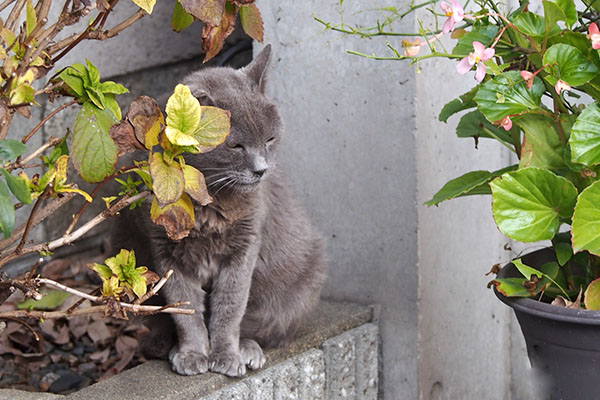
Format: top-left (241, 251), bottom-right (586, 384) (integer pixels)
top-left (181, 45), bottom-right (282, 195)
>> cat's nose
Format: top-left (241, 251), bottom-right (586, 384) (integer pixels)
top-left (253, 167), bottom-right (267, 178)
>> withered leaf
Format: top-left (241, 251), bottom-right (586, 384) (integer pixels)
top-left (150, 194), bottom-right (195, 241)
top-left (89, 347), bottom-right (110, 363)
top-left (231, 0), bottom-right (255, 4)
top-left (179, 0), bottom-right (226, 26)
top-left (127, 96), bottom-right (163, 150)
top-left (110, 120), bottom-right (142, 156)
top-left (115, 335), bottom-right (138, 355)
top-left (201, 2), bottom-right (237, 62)
top-left (87, 319), bottom-right (112, 343)
top-left (239, 4), bottom-right (263, 42)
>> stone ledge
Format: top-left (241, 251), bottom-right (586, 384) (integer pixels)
top-left (0, 301), bottom-right (377, 400)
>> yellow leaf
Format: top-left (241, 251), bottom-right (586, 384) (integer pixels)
top-left (54, 155), bottom-right (69, 186)
top-left (131, 0), bottom-right (156, 14)
top-left (165, 126), bottom-right (200, 146)
top-left (57, 186), bottom-right (93, 202)
top-left (193, 106), bottom-right (230, 151)
top-left (183, 164), bottom-right (212, 205)
top-left (102, 196), bottom-right (118, 208)
top-left (149, 152), bottom-right (184, 206)
top-left (166, 84), bottom-right (201, 138)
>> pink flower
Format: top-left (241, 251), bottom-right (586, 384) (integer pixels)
top-left (498, 116), bottom-right (512, 131)
top-left (402, 38), bottom-right (422, 57)
top-left (456, 41), bottom-right (495, 82)
top-left (520, 70), bottom-right (534, 89)
top-left (555, 79), bottom-right (571, 95)
top-left (440, 0), bottom-right (464, 34)
top-left (588, 23), bottom-right (600, 50)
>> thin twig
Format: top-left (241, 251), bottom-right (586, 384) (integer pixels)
top-left (87, 9), bottom-right (146, 41)
top-left (0, 192), bottom-right (76, 251)
top-left (7, 136), bottom-right (62, 172)
top-left (21, 100), bottom-right (77, 144)
top-left (0, 303), bottom-right (194, 319)
top-left (66, 287), bottom-right (100, 313)
top-left (0, 316), bottom-right (45, 353)
top-left (27, 257), bottom-right (43, 280)
top-left (15, 187), bottom-right (49, 254)
top-left (5, 0), bottom-right (27, 32)
top-left (136, 269), bottom-right (173, 305)
top-left (0, 0), bottom-right (16, 13)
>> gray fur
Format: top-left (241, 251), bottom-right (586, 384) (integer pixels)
top-left (112, 45), bottom-right (326, 377)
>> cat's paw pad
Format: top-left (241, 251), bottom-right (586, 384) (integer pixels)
top-left (240, 338), bottom-right (266, 370)
top-left (208, 350), bottom-right (246, 377)
top-left (169, 349), bottom-right (209, 376)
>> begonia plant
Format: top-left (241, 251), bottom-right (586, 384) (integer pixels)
top-left (318, 0), bottom-right (600, 309)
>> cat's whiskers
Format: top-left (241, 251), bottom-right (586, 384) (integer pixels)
top-left (212, 177), bottom-right (237, 197)
top-left (207, 175), bottom-right (233, 187)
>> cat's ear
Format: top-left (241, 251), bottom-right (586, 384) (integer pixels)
top-left (195, 90), bottom-right (215, 106)
top-left (243, 44), bottom-right (272, 93)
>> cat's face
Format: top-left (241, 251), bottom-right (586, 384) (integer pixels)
top-left (182, 46), bottom-right (282, 195)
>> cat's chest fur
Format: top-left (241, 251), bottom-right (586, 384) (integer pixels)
top-left (155, 188), bottom-right (264, 284)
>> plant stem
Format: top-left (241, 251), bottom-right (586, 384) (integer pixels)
top-left (21, 100), bottom-right (78, 144)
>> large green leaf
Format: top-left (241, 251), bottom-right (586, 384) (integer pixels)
top-left (554, 0), bottom-right (578, 27)
top-left (572, 180), bottom-right (600, 254)
top-left (0, 139), bottom-right (26, 162)
top-left (490, 168), bottom-right (578, 242)
top-left (543, 44), bottom-right (598, 87)
top-left (511, 12), bottom-right (546, 38)
top-left (425, 165), bottom-right (517, 206)
top-left (0, 180), bottom-right (14, 238)
top-left (474, 71), bottom-right (544, 122)
top-left (71, 102), bottom-right (119, 183)
top-left (569, 102), bottom-right (600, 166)
top-left (584, 278), bottom-right (600, 309)
top-left (516, 114), bottom-right (566, 169)
top-left (438, 90), bottom-right (477, 123)
top-left (456, 110), bottom-right (513, 143)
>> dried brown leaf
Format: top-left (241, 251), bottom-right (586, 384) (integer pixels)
top-left (89, 347), bottom-right (110, 363)
top-left (230, 0), bottom-right (254, 4)
top-left (125, 96), bottom-right (164, 150)
top-left (179, 0), bottom-right (225, 26)
top-left (41, 259), bottom-right (72, 280)
top-left (86, 320), bottom-right (112, 343)
top-left (551, 289), bottom-right (583, 309)
top-left (115, 335), bottom-right (138, 355)
top-left (110, 120), bottom-right (144, 156)
top-left (67, 315), bottom-right (89, 339)
top-left (201, 3), bottom-right (237, 62)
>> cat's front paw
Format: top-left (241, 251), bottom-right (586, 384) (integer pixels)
top-left (208, 350), bottom-right (246, 377)
top-left (169, 348), bottom-right (209, 376)
top-left (240, 338), bottom-right (266, 370)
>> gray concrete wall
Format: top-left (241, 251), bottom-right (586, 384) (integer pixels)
top-left (257, 1), bottom-right (418, 399)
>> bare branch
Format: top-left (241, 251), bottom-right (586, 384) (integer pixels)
top-left (21, 100), bottom-right (77, 144)
top-left (15, 188), bottom-right (49, 254)
top-left (87, 9), bottom-right (146, 41)
top-left (7, 135), bottom-right (63, 172)
top-left (0, 192), bottom-right (76, 251)
top-left (0, 0), bottom-right (16, 13)
top-left (5, 0), bottom-right (26, 32)
top-left (136, 269), bottom-right (173, 304)
top-left (0, 303), bottom-right (194, 319)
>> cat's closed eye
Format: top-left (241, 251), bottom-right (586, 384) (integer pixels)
top-left (227, 142), bottom-right (245, 150)
top-left (266, 137), bottom-right (276, 145)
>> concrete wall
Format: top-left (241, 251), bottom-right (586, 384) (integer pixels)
top-left (257, 2), bottom-right (418, 398)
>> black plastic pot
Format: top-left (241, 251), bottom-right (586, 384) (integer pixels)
top-left (494, 248), bottom-right (600, 400)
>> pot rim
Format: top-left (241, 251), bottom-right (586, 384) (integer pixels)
top-left (493, 248), bottom-right (600, 325)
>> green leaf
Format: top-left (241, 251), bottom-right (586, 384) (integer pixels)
top-left (166, 84), bottom-right (201, 134)
top-left (86, 59), bottom-right (101, 86)
top-left (554, 242), bottom-right (573, 266)
top-left (516, 114), bottom-right (566, 169)
top-left (0, 140), bottom-right (27, 162)
top-left (584, 278), bottom-right (600, 309)
top-left (99, 81), bottom-right (129, 95)
top-left (150, 152), bottom-right (184, 206)
top-left (131, 275), bottom-right (147, 298)
top-left (490, 168), bottom-right (578, 242)
top-left (474, 71), bottom-right (544, 122)
top-left (513, 258), bottom-right (544, 280)
top-left (172, 0), bottom-right (195, 32)
top-left (26, 0), bottom-right (37, 37)
top-left (91, 263), bottom-right (113, 280)
top-left (193, 106), bottom-right (230, 150)
top-left (59, 69), bottom-right (85, 98)
top-left (554, 0), bottom-right (577, 27)
top-left (425, 165), bottom-right (517, 206)
top-left (456, 110), bottom-right (512, 142)
top-left (0, 180), bottom-right (14, 238)
top-left (132, 0), bottom-right (156, 14)
top-left (10, 84), bottom-right (35, 105)
top-left (439, 87), bottom-right (479, 123)
top-left (543, 44), bottom-right (598, 87)
top-left (543, 1), bottom-right (566, 32)
top-left (569, 102), bottom-right (600, 166)
top-left (511, 12), bottom-right (546, 38)
top-left (71, 102), bottom-right (119, 183)
top-left (452, 25), bottom-right (499, 56)
top-left (572, 180), bottom-right (600, 254)
top-left (239, 4), bottom-right (264, 42)
top-left (18, 290), bottom-right (71, 310)
top-left (494, 259), bottom-right (560, 297)
top-left (492, 277), bottom-right (532, 297)
top-left (86, 86), bottom-right (106, 110)
top-left (104, 94), bottom-right (122, 121)
top-left (0, 169), bottom-right (31, 204)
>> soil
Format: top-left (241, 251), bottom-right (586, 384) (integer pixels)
top-left (0, 253), bottom-right (150, 395)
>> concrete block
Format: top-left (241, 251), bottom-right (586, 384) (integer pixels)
top-left (322, 330), bottom-right (356, 399)
top-left (352, 324), bottom-right (378, 399)
top-left (243, 369), bottom-right (274, 400)
top-left (0, 389), bottom-right (62, 400)
top-left (272, 359), bottom-right (301, 400)
top-left (294, 348), bottom-right (325, 399)
top-left (214, 381), bottom-right (250, 400)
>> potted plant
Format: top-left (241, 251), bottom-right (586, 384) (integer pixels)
top-left (318, 0), bottom-right (600, 397)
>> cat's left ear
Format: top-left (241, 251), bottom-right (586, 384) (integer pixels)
top-left (243, 44), bottom-right (272, 93)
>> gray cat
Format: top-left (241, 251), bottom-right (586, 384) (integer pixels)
top-left (113, 45), bottom-right (326, 377)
